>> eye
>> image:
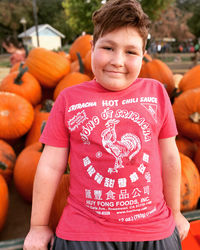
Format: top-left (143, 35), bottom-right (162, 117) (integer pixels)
top-left (126, 50), bottom-right (136, 55)
top-left (102, 46), bottom-right (113, 51)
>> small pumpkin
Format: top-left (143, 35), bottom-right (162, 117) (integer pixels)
top-left (139, 58), bottom-right (175, 96)
top-left (173, 88), bottom-right (200, 140)
top-left (0, 64), bottom-right (42, 106)
top-left (25, 48), bottom-right (71, 88)
top-left (0, 92), bottom-right (34, 140)
top-left (13, 142), bottom-right (43, 202)
top-left (25, 99), bottom-right (54, 146)
top-left (0, 174), bottom-right (9, 232)
top-left (0, 139), bottom-right (16, 182)
top-left (49, 173), bottom-right (70, 231)
top-left (69, 34), bottom-right (93, 61)
top-left (53, 72), bottom-right (91, 100)
top-left (180, 153), bottom-right (200, 211)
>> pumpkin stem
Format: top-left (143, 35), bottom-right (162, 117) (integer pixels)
top-left (76, 52), bottom-right (85, 74)
top-left (65, 163), bottom-right (70, 174)
top-left (143, 56), bottom-right (150, 63)
top-left (14, 63), bottom-right (28, 85)
top-left (40, 99), bottom-right (54, 113)
top-left (170, 88), bottom-right (182, 104)
top-left (39, 121), bottom-right (47, 152)
top-left (189, 112), bottom-right (200, 123)
top-left (0, 162), bottom-right (7, 170)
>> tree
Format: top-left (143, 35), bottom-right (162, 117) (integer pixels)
top-left (176, 0), bottom-right (200, 38)
top-left (62, 0), bottom-right (102, 40)
top-left (139, 0), bottom-right (174, 21)
top-left (62, 0), bottom-right (175, 42)
top-left (0, 0), bottom-right (33, 43)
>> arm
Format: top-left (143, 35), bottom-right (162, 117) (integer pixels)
top-left (159, 137), bottom-right (190, 241)
top-left (23, 145), bottom-right (69, 250)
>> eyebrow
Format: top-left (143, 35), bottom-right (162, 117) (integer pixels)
top-left (100, 39), bottom-right (141, 50)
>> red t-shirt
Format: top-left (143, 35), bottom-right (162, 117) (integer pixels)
top-left (40, 78), bottom-right (178, 241)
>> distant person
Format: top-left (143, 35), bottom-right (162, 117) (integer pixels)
top-left (2, 36), bottom-right (27, 66)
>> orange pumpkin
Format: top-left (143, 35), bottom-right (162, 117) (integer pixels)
top-left (173, 88), bottom-right (200, 140)
top-left (0, 65), bottom-right (42, 106)
top-left (182, 220), bottom-right (200, 250)
top-left (176, 136), bottom-right (197, 160)
top-left (179, 65), bottom-right (200, 92)
top-left (0, 92), bottom-right (34, 140)
top-left (0, 174), bottom-right (9, 232)
top-left (49, 174), bottom-right (70, 231)
top-left (180, 153), bottom-right (200, 211)
top-left (139, 58), bottom-right (175, 96)
top-left (25, 48), bottom-right (71, 88)
top-left (53, 72), bottom-right (91, 100)
top-left (69, 34), bottom-right (93, 61)
top-left (0, 139), bottom-right (16, 182)
top-left (25, 99), bottom-right (54, 146)
top-left (13, 142), bottom-right (43, 202)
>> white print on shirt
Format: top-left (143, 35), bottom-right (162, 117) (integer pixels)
top-left (68, 101), bottom-right (97, 112)
top-left (114, 109), bottom-right (152, 142)
top-left (143, 186), bottom-right (150, 195)
top-left (143, 153), bottom-right (149, 163)
top-left (145, 172), bottom-right (151, 182)
top-left (138, 163), bottom-right (146, 174)
top-left (94, 190), bottom-right (103, 200)
top-left (101, 108), bottom-right (113, 120)
top-left (102, 99), bottom-right (119, 107)
top-left (119, 189), bottom-right (129, 199)
top-left (80, 116), bottom-right (100, 144)
top-left (82, 156), bottom-right (152, 188)
top-left (141, 103), bottom-right (158, 123)
top-left (132, 188), bottom-right (142, 198)
top-left (106, 190), bottom-right (116, 200)
top-left (68, 110), bottom-right (88, 131)
top-left (101, 119), bottom-right (141, 173)
top-left (118, 206), bottom-right (156, 222)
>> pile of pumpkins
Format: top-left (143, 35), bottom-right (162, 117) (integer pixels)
top-left (0, 33), bottom-right (200, 233)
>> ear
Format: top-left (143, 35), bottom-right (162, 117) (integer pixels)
top-left (90, 40), bottom-right (94, 51)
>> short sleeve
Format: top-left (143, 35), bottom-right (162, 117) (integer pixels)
top-left (39, 92), bottom-right (69, 147)
top-left (158, 86), bottom-right (178, 139)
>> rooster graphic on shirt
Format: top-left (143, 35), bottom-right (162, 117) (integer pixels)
top-left (101, 119), bottom-right (141, 173)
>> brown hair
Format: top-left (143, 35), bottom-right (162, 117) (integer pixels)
top-left (92, 0), bottom-right (151, 52)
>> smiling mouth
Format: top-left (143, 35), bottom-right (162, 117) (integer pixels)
top-left (104, 70), bottom-right (126, 75)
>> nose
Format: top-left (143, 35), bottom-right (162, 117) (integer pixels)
top-left (110, 50), bottom-right (124, 67)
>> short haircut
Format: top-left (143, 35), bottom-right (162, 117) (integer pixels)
top-left (92, 0), bottom-right (151, 52)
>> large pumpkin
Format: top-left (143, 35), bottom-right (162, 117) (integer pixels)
top-left (180, 153), bottom-right (200, 211)
top-left (0, 174), bottom-right (9, 232)
top-left (53, 72), bottom-right (91, 100)
top-left (139, 58), bottom-right (175, 96)
top-left (178, 65), bottom-right (200, 92)
top-left (173, 88), bottom-right (200, 140)
top-left (49, 173), bottom-right (70, 231)
top-left (0, 92), bottom-right (34, 140)
top-left (13, 142), bottom-right (43, 202)
top-left (69, 34), bottom-right (93, 62)
top-left (25, 48), bottom-right (71, 88)
top-left (25, 99), bottom-right (54, 146)
top-left (0, 65), bottom-right (42, 106)
top-left (0, 139), bottom-right (16, 182)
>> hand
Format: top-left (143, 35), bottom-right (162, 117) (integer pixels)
top-left (173, 211), bottom-right (190, 241)
top-left (23, 225), bottom-right (54, 250)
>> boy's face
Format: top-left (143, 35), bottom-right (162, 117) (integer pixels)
top-left (91, 26), bottom-right (144, 91)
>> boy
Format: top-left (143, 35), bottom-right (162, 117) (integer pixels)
top-left (23, 0), bottom-right (190, 249)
